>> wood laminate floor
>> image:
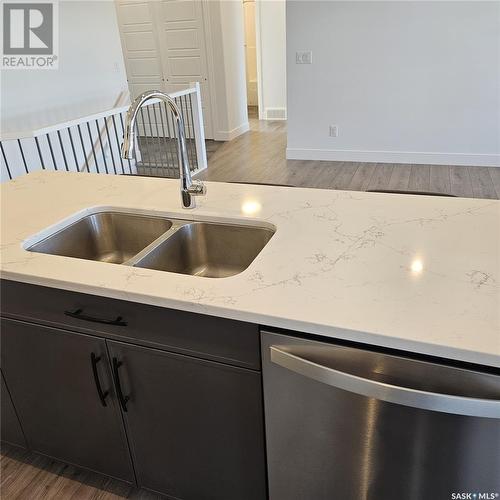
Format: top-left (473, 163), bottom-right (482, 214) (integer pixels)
top-left (0, 444), bottom-right (160, 500)
top-left (196, 110), bottom-right (500, 199)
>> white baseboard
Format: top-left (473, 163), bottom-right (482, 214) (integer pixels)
top-left (263, 107), bottom-right (287, 121)
top-left (286, 148), bottom-right (500, 167)
top-left (214, 122), bottom-right (250, 141)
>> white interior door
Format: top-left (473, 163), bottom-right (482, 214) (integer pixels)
top-left (115, 1), bottom-right (164, 100)
top-left (115, 0), bottom-right (214, 139)
top-left (153, 0), bottom-right (213, 139)
top-left (115, 1), bottom-right (165, 137)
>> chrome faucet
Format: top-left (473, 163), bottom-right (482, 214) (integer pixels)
top-left (121, 90), bottom-right (206, 209)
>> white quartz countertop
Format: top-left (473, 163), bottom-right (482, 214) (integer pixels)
top-left (1, 171), bottom-right (499, 367)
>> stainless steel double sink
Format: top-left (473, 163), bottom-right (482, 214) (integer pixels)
top-left (27, 211), bottom-right (275, 278)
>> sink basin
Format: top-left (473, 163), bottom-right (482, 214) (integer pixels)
top-left (27, 210), bottom-right (275, 277)
top-left (133, 222), bottom-right (274, 278)
top-left (28, 212), bottom-right (172, 264)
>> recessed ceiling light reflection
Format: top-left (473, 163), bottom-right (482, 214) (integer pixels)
top-left (242, 200), bottom-right (262, 215)
top-left (410, 258), bottom-right (424, 275)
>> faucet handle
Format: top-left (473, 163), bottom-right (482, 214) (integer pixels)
top-left (188, 180), bottom-right (207, 196)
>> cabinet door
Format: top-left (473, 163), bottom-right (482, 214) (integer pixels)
top-left (1, 370), bottom-right (27, 448)
top-left (1, 318), bottom-right (134, 483)
top-left (108, 341), bottom-right (266, 500)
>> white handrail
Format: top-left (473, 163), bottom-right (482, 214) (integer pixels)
top-left (1, 87), bottom-right (198, 142)
top-left (34, 106), bottom-right (130, 139)
top-left (0, 92), bottom-right (130, 141)
top-left (138, 87), bottom-right (197, 109)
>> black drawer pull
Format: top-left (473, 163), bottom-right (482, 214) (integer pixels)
top-left (90, 353), bottom-right (109, 407)
top-left (112, 357), bottom-right (130, 413)
top-left (64, 308), bottom-right (127, 326)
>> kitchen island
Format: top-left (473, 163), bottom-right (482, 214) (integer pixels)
top-left (1, 171), bottom-right (499, 367)
top-left (1, 171), bottom-right (500, 500)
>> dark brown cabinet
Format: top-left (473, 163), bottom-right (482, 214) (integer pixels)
top-left (108, 341), bottom-right (267, 500)
top-left (1, 369), bottom-right (27, 448)
top-left (0, 318), bottom-right (135, 483)
top-left (0, 281), bottom-right (266, 499)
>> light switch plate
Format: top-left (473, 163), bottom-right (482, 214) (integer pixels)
top-left (296, 51), bottom-right (312, 64)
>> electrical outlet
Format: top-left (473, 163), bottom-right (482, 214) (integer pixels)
top-left (296, 51), bottom-right (312, 64)
top-left (329, 125), bottom-right (339, 137)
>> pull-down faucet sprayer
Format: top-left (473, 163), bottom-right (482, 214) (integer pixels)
top-left (121, 90), bottom-right (206, 209)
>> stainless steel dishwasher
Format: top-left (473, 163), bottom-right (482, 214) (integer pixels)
top-left (261, 331), bottom-right (500, 500)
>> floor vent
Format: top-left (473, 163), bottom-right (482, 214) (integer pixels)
top-left (265, 108), bottom-right (287, 120)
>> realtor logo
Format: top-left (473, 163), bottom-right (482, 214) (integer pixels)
top-left (2, 2), bottom-right (58, 69)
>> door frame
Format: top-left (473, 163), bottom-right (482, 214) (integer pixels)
top-left (200, 0), bottom-right (218, 139)
top-left (255, 0), bottom-right (264, 120)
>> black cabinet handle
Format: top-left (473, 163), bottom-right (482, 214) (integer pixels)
top-left (112, 357), bottom-right (129, 413)
top-left (90, 353), bottom-right (109, 407)
top-left (64, 308), bottom-right (127, 326)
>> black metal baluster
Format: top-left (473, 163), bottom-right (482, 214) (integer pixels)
top-left (163, 102), bottom-right (175, 177)
top-left (111, 114), bottom-right (125, 173)
top-left (138, 108), bottom-right (148, 175)
top-left (67, 128), bottom-right (79, 171)
top-left (46, 134), bottom-right (58, 170)
top-left (56, 130), bottom-right (69, 171)
top-left (86, 122), bottom-right (99, 173)
top-left (157, 102), bottom-right (167, 177)
top-left (146, 104), bottom-right (157, 177)
top-left (158, 101), bottom-right (170, 178)
top-left (135, 108), bottom-right (145, 175)
top-left (34, 137), bottom-right (45, 170)
top-left (77, 124), bottom-right (90, 173)
top-left (169, 100), bottom-right (177, 178)
top-left (0, 142), bottom-right (12, 180)
top-left (173, 98), bottom-right (181, 178)
top-left (104, 117), bottom-right (117, 174)
top-left (96, 119), bottom-right (109, 174)
top-left (153, 103), bottom-right (166, 177)
top-left (17, 139), bottom-right (29, 174)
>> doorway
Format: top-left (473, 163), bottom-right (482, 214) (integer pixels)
top-left (243, 0), bottom-right (258, 118)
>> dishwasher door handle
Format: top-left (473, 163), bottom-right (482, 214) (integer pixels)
top-left (270, 346), bottom-right (500, 419)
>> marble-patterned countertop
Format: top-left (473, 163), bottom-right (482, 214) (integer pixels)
top-left (1, 171), bottom-right (499, 367)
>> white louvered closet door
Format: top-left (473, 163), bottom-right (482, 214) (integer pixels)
top-left (115, 0), bottom-right (214, 139)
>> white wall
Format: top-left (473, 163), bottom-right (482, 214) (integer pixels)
top-left (0, 0), bottom-right (128, 136)
top-left (206, 0), bottom-right (249, 140)
top-left (286, 1), bottom-right (500, 166)
top-left (205, 0), bottom-right (286, 134)
top-left (257, 0), bottom-right (286, 120)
